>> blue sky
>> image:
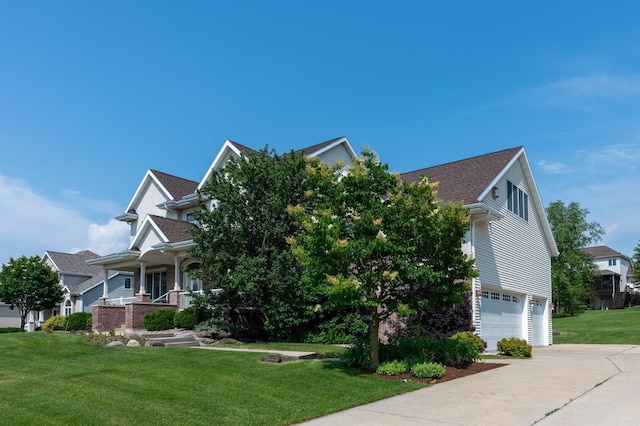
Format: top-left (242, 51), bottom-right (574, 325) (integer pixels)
top-left (1, 1), bottom-right (639, 264)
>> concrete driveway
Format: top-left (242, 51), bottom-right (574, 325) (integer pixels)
top-left (300, 344), bottom-right (639, 425)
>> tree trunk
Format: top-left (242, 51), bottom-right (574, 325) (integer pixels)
top-left (368, 309), bottom-right (380, 372)
top-left (19, 310), bottom-right (27, 332)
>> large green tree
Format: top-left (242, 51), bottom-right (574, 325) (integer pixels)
top-left (0, 255), bottom-right (62, 331)
top-left (632, 242), bottom-right (640, 284)
top-left (546, 201), bottom-right (604, 315)
top-left (288, 151), bottom-right (476, 370)
top-left (188, 147), bottom-right (324, 340)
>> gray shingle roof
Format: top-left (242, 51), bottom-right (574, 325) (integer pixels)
top-left (296, 136), bottom-right (346, 156)
top-left (149, 215), bottom-right (197, 243)
top-left (581, 245), bottom-right (624, 259)
top-left (400, 147), bottom-right (523, 204)
top-left (228, 141), bottom-right (257, 156)
top-left (45, 250), bottom-right (102, 276)
top-left (150, 170), bottom-right (199, 201)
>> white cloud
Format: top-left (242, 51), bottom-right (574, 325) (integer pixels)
top-left (524, 73), bottom-right (640, 110)
top-left (537, 160), bottom-right (569, 174)
top-left (580, 144), bottom-right (640, 167)
top-left (0, 174), bottom-right (128, 262)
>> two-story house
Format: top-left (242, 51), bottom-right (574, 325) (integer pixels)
top-left (581, 245), bottom-right (634, 309)
top-left (89, 139), bottom-right (557, 350)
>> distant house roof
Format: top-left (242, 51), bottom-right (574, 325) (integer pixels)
top-left (296, 136), bottom-right (347, 156)
top-left (44, 250), bottom-right (102, 276)
top-left (582, 245), bottom-right (627, 260)
top-left (149, 170), bottom-right (198, 201)
top-left (400, 147), bottom-right (523, 204)
top-left (228, 140), bottom-right (257, 156)
top-left (149, 215), bottom-right (198, 243)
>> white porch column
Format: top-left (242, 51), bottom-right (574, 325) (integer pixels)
top-left (102, 268), bottom-right (109, 299)
top-left (38, 310), bottom-right (44, 324)
top-left (140, 262), bottom-right (147, 294)
top-left (174, 256), bottom-right (181, 291)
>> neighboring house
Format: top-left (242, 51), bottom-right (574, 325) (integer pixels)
top-left (581, 245), bottom-right (634, 309)
top-left (0, 302), bottom-right (21, 329)
top-left (402, 146), bottom-right (558, 350)
top-left (27, 250), bottom-right (134, 331)
top-left (88, 139), bottom-right (557, 350)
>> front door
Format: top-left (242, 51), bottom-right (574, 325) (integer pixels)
top-left (146, 272), bottom-right (167, 301)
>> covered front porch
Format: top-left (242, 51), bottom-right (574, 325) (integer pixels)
top-left (87, 245), bottom-right (203, 333)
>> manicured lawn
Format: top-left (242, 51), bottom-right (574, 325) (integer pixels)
top-left (0, 333), bottom-right (425, 425)
top-left (553, 307), bottom-right (640, 344)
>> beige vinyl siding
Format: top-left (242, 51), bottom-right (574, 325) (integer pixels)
top-left (315, 143), bottom-right (353, 168)
top-left (475, 158), bottom-right (552, 299)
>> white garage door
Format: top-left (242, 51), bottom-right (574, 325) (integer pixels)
top-left (532, 299), bottom-right (546, 346)
top-left (481, 290), bottom-right (524, 351)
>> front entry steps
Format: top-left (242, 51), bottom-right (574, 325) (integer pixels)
top-left (140, 332), bottom-right (200, 348)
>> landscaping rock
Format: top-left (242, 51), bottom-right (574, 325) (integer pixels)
top-left (218, 338), bottom-right (242, 345)
top-left (198, 338), bottom-right (214, 345)
top-left (106, 341), bottom-right (124, 347)
top-left (126, 339), bottom-right (141, 347)
top-left (261, 353), bottom-right (297, 363)
top-left (195, 331), bottom-right (213, 339)
top-left (146, 340), bottom-right (165, 347)
top-left (214, 330), bottom-right (232, 339)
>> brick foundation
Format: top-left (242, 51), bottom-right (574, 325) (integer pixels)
top-left (124, 303), bottom-right (178, 331)
top-left (92, 305), bottom-right (126, 332)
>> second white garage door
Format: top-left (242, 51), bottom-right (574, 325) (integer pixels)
top-left (481, 290), bottom-right (525, 351)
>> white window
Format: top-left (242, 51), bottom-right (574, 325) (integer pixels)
top-left (507, 181), bottom-right (529, 221)
top-left (184, 272), bottom-right (202, 293)
top-left (609, 259), bottom-right (617, 266)
top-left (124, 277), bottom-right (132, 290)
top-left (64, 300), bottom-right (72, 316)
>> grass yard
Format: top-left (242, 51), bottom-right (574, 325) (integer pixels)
top-left (0, 333), bottom-right (425, 426)
top-left (552, 307), bottom-right (640, 344)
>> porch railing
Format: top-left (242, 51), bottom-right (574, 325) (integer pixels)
top-left (105, 297), bottom-right (137, 306)
top-left (151, 292), bottom-right (170, 303)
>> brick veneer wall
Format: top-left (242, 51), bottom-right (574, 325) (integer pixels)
top-left (92, 305), bottom-right (126, 332)
top-left (124, 303), bottom-right (178, 330)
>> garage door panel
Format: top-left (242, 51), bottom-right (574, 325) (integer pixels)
top-left (481, 290), bottom-right (524, 351)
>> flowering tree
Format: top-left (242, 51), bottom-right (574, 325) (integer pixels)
top-left (288, 151), bottom-right (476, 369)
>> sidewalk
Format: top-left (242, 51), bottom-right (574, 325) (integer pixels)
top-left (299, 344), bottom-right (638, 425)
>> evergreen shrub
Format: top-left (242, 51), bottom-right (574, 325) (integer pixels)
top-left (497, 337), bottom-right (532, 358)
top-left (143, 309), bottom-right (176, 331)
top-left (65, 312), bottom-right (92, 331)
top-left (42, 315), bottom-right (66, 333)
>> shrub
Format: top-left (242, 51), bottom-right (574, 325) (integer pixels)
top-left (341, 337), bottom-right (371, 369)
top-left (411, 362), bottom-right (446, 379)
top-left (0, 327), bottom-right (20, 333)
top-left (174, 307), bottom-right (199, 330)
top-left (143, 309), bottom-right (176, 331)
top-left (65, 312), bottom-right (92, 331)
top-left (376, 359), bottom-right (409, 376)
top-left (303, 312), bottom-right (368, 344)
top-left (497, 337), bottom-right (532, 358)
top-left (380, 336), bottom-right (480, 366)
top-left (42, 315), bottom-right (67, 333)
top-left (451, 331), bottom-right (486, 353)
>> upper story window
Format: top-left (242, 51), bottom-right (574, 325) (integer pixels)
top-left (608, 258), bottom-right (617, 266)
top-left (507, 181), bottom-right (528, 221)
top-left (186, 212), bottom-right (197, 223)
top-left (124, 277), bottom-right (132, 290)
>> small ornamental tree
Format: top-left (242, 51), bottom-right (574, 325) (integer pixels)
top-left (288, 151), bottom-right (477, 370)
top-left (633, 241), bottom-right (640, 284)
top-left (0, 255), bottom-right (62, 331)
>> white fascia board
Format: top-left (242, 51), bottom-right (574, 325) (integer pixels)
top-left (157, 195), bottom-right (200, 211)
top-left (306, 137), bottom-right (358, 159)
top-left (479, 147), bottom-right (559, 257)
top-left (123, 170), bottom-right (173, 215)
top-left (467, 202), bottom-right (504, 221)
top-left (197, 140), bottom-right (243, 191)
top-left (115, 212), bottom-right (139, 222)
top-left (42, 251), bottom-right (59, 272)
top-left (151, 240), bottom-right (195, 251)
top-left (86, 251), bottom-right (140, 266)
top-left (129, 216), bottom-right (169, 250)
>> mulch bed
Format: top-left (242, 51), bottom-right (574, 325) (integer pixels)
top-left (373, 362), bottom-right (506, 384)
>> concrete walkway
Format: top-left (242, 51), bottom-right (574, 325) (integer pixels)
top-left (300, 344), bottom-right (639, 425)
top-left (195, 345), bottom-right (318, 359)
